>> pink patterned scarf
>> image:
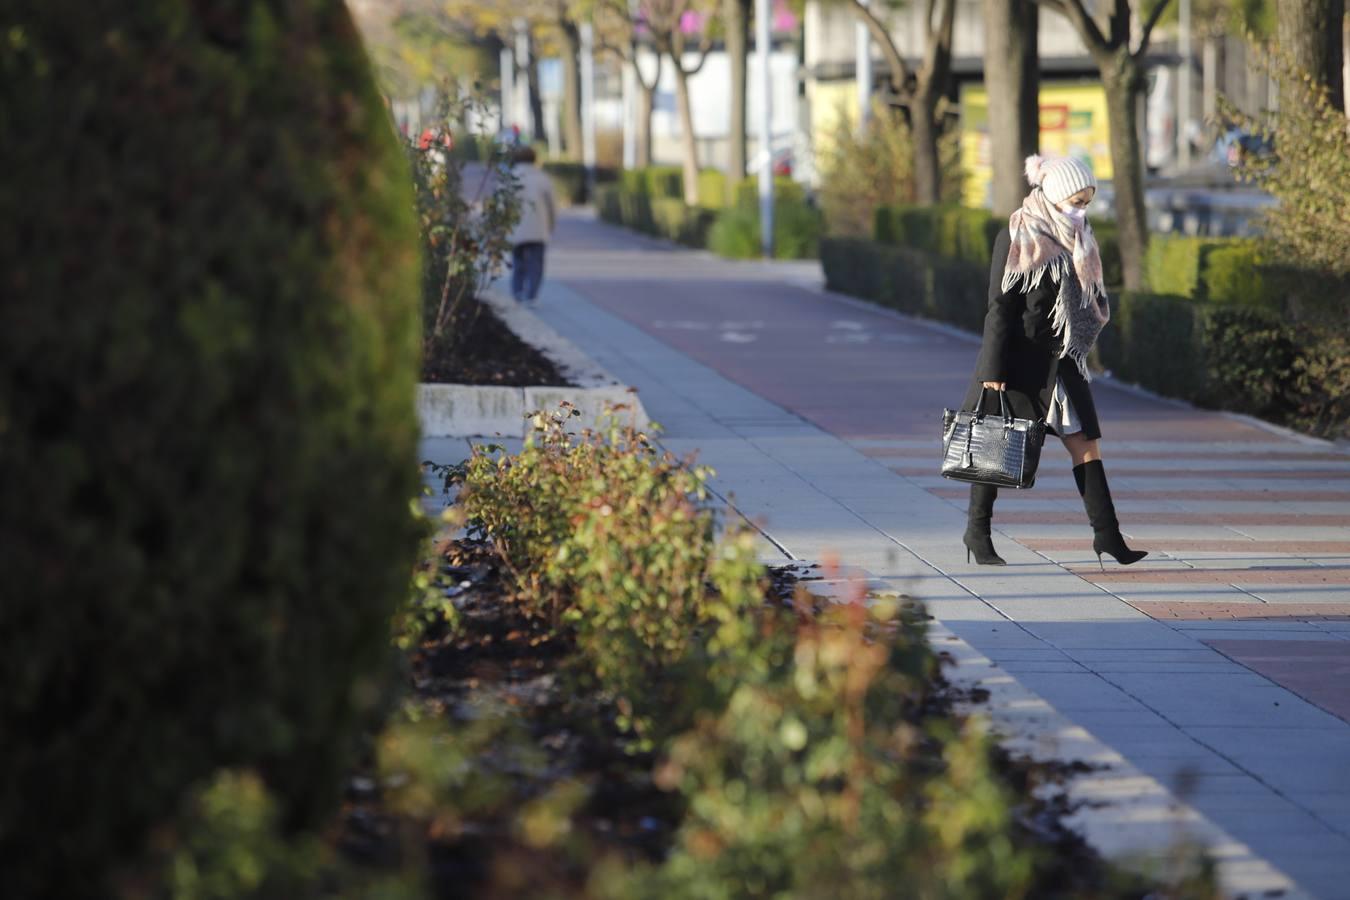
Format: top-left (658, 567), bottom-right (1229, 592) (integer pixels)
top-left (1002, 186), bottom-right (1109, 379)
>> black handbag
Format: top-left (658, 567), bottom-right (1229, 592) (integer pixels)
top-left (941, 388), bottom-right (1047, 489)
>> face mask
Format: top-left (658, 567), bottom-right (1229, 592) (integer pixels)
top-left (1057, 204), bottom-right (1088, 222)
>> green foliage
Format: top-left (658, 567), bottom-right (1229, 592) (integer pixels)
top-left (605, 601), bottom-right (1037, 900)
top-left (697, 168), bottom-right (730, 207)
top-left (1223, 44), bottom-right (1350, 277)
top-left (543, 161), bottom-right (589, 206)
top-left (1202, 308), bottom-right (1350, 437)
top-left (1201, 241), bottom-right (1267, 306)
top-left (158, 771), bottom-right (327, 900)
top-left (0, 3), bottom-right (425, 895)
top-left (708, 199), bottom-right (823, 260)
top-left (1095, 292), bottom-right (1209, 399)
top-left (458, 406), bottom-right (760, 745)
top-left (652, 197), bottom-right (720, 248)
top-left (644, 165), bottom-right (685, 199)
top-left (818, 104), bottom-right (918, 237)
top-left (733, 175), bottom-right (806, 212)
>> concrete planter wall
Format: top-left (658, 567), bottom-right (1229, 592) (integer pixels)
top-left (417, 290), bottom-right (649, 438)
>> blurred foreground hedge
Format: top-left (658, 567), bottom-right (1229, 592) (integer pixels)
top-left (0, 3), bottom-right (423, 894)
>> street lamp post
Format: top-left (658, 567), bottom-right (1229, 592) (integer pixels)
top-left (756, 0), bottom-right (773, 258)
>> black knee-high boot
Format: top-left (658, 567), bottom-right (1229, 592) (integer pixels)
top-left (1073, 460), bottom-right (1147, 568)
top-left (963, 483), bottom-right (1006, 565)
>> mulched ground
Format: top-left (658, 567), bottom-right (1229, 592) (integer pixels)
top-left (421, 297), bottom-right (572, 387)
top-left (335, 541), bottom-right (1165, 898)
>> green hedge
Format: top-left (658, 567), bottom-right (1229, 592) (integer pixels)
top-left (599, 167), bottom-right (820, 260)
top-left (0, 3), bottom-right (424, 895)
top-left (697, 168), bottom-right (729, 208)
top-left (541, 162), bottom-right (619, 207)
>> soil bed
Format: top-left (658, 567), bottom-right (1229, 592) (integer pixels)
top-left (336, 544), bottom-right (1168, 898)
top-left (421, 297), bottom-right (572, 387)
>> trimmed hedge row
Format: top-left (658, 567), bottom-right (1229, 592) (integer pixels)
top-left (822, 235), bottom-right (1349, 437)
top-left (540, 161), bottom-right (618, 207)
top-left (597, 166), bottom-right (821, 259)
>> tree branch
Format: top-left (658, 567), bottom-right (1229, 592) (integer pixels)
top-left (849, 0), bottom-right (913, 97)
top-left (1134, 0), bottom-right (1173, 59)
top-left (1033, 0), bottom-right (1109, 51)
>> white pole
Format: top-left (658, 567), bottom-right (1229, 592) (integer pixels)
top-left (580, 23), bottom-right (598, 186)
top-left (1178, 0), bottom-right (1191, 168)
top-left (514, 20), bottom-right (530, 139)
top-left (756, 0), bottom-right (773, 258)
top-left (499, 45), bottom-right (514, 133)
top-left (856, 0), bottom-right (872, 128)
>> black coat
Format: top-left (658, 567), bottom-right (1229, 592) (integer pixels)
top-left (962, 228), bottom-right (1102, 440)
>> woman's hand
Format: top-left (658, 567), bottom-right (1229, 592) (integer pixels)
top-left (982, 381), bottom-right (1007, 391)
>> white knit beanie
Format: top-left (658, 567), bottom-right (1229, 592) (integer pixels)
top-left (1024, 154), bottom-right (1097, 204)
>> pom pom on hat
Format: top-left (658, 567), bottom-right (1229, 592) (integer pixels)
top-left (1024, 154), bottom-right (1046, 186)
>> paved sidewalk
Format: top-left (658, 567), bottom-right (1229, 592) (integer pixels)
top-left (477, 210), bottom-right (1350, 897)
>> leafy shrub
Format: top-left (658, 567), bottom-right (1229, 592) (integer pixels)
top-left (1095, 292), bottom-right (1208, 399)
top-left (652, 197), bottom-right (719, 248)
top-left (709, 201), bottom-right (822, 260)
top-left (0, 4), bottom-right (424, 895)
top-left (1222, 45), bottom-right (1350, 277)
top-left (733, 175), bottom-right (806, 212)
top-left (608, 600), bottom-right (1037, 900)
top-left (408, 99), bottom-right (520, 363)
top-left (1202, 309), bottom-right (1350, 437)
top-left (644, 165), bottom-right (685, 200)
top-left (458, 407), bottom-right (762, 744)
top-left (818, 104), bottom-right (917, 237)
top-left (595, 183), bottom-right (623, 224)
top-left (1201, 241), bottom-right (1268, 307)
top-left (543, 161), bottom-right (588, 206)
top-left (697, 168), bottom-right (730, 207)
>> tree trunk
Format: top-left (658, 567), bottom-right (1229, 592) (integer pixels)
top-left (1102, 57), bottom-right (1148, 291)
top-left (526, 35), bottom-right (547, 143)
top-left (636, 81), bottom-right (655, 168)
top-left (725, 0), bottom-right (750, 184)
top-left (560, 21), bottom-right (584, 159)
top-left (1277, 0), bottom-right (1346, 112)
top-left (983, 0), bottom-right (1040, 216)
top-left (911, 92), bottom-right (942, 205)
top-left (672, 60), bottom-right (700, 206)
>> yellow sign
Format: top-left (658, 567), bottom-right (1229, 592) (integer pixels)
top-left (959, 81), bottom-right (1113, 209)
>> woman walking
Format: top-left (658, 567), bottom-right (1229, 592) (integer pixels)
top-left (962, 154), bottom-right (1147, 569)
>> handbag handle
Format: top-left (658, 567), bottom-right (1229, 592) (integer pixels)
top-left (977, 386), bottom-right (1013, 424)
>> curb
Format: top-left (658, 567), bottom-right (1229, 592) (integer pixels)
top-left (417, 289), bottom-right (649, 438)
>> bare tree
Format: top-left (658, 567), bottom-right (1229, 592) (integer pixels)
top-left (595, 0), bottom-right (664, 167)
top-left (1035, 0), bottom-right (1173, 290)
top-left (647, 0), bottom-right (717, 205)
top-left (849, 0), bottom-right (957, 204)
top-left (1277, 0), bottom-right (1345, 112)
top-left (725, 0), bottom-right (751, 183)
top-left (983, 0), bottom-right (1039, 216)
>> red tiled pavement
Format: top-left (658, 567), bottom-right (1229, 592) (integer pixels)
top-left (1019, 538), bottom-right (1350, 554)
top-left (1077, 566), bottom-right (1350, 584)
top-left (863, 446), bottom-right (1350, 462)
top-left (928, 487), bottom-right (1350, 503)
top-left (1205, 640), bottom-right (1350, 724)
top-left (1130, 602), bottom-right (1350, 620)
top-left (990, 511), bottom-right (1350, 526)
top-left (892, 465), bottom-right (1350, 480)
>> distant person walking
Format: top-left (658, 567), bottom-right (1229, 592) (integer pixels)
top-left (508, 147), bottom-right (556, 304)
top-left (961, 154), bottom-right (1147, 569)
